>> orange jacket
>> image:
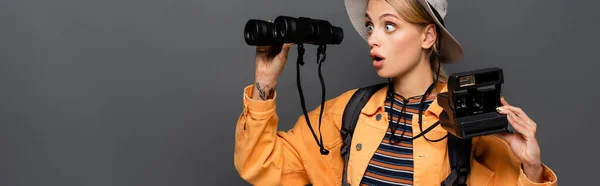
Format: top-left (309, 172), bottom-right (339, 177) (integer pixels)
top-left (234, 83), bottom-right (558, 185)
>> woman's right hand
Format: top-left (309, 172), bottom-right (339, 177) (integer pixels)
top-left (252, 43), bottom-right (293, 100)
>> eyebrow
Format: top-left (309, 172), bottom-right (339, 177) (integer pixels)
top-left (365, 13), bottom-right (400, 20)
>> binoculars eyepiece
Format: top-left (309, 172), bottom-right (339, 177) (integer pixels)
top-left (244, 16), bottom-right (343, 46)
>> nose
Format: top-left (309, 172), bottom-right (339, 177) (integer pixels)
top-left (367, 31), bottom-right (380, 49)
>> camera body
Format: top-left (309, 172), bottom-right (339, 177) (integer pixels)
top-left (437, 67), bottom-right (514, 139)
top-left (244, 16), bottom-right (343, 46)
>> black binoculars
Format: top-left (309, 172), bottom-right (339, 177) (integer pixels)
top-left (243, 16), bottom-right (344, 46)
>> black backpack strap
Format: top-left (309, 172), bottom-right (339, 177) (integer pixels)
top-left (340, 83), bottom-right (386, 186)
top-left (441, 134), bottom-right (472, 186)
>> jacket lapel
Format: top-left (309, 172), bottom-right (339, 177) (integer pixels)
top-left (348, 85), bottom-right (389, 184)
top-left (348, 82), bottom-right (451, 185)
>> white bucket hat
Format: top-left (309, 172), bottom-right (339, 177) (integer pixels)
top-left (344, 0), bottom-right (464, 63)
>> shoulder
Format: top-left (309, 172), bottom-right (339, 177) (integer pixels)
top-left (308, 83), bottom-right (387, 117)
top-left (310, 88), bottom-right (359, 117)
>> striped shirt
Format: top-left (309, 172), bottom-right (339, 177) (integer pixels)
top-left (360, 93), bottom-right (436, 186)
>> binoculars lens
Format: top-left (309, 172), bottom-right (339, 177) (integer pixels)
top-left (244, 19), bottom-right (277, 46)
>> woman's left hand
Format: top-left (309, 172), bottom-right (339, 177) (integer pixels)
top-left (494, 97), bottom-right (543, 183)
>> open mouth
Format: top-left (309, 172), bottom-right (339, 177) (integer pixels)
top-left (371, 52), bottom-right (385, 62)
top-left (370, 52), bottom-right (385, 68)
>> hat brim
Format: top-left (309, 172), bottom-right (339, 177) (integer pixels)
top-left (344, 0), bottom-right (464, 63)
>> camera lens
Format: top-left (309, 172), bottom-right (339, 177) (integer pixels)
top-left (457, 98), bottom-right (467, 109)
top-left (472, 97), bottom-right (484, 110)
top-left (244, 19), bottom-right (277, 46)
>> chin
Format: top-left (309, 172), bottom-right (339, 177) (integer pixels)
top-left (376, 66), bottom-right (411, 79)
top-left (375, 69), bottom-right (396, 79)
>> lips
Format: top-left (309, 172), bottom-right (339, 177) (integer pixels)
top-left (371, 51), bottom-right (385, 68)
top-left (371, 53), bottom-right (384, 61)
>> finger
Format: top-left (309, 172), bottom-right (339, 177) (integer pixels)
top-left (496, 106), bottom-right (508, 114)
top-left (496, 104), bottom-right (532, 123)
top-left (495, 105), bottom-right (513, 115)
top-left (507, 112), bottom-right (535, 138)
top-left (501, 106), bottom-right (536, 131)
top-left (507, 112), bottom-right (529, 129)
top-left (256, 46), bottom-right (271, 53)
top-left (505, 106), bottom-right (532, 122)
top-left (506, 112), bottom-right (527, 133)
top-left (497, 96), bottom-right (511, 114)
top-left (500, 96), bottom-right (510, 106)
top-left (279, 43), bottom-right (293, 56)
top-left (267, 44), bottom-right (283, 58)
top-left (497, 106), bottom-right (536, 138)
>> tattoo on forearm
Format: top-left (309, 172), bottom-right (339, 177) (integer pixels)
top-left (255, 82), bottom-right (275, 100)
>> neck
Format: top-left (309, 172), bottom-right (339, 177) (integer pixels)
top-left (392, 58), bottom-right (437, 98)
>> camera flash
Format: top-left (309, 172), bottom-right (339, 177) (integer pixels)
top-left (459, 75), bottom-right (476, 87)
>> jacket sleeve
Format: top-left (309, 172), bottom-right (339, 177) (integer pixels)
top-left (474, 136), bottom-right (558, 186)
top-left (233, 84), bottom-right (349, 185)
top-left (233, 84), bottom-right (310, 185)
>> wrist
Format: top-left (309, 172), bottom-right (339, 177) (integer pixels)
top-left (522, 162), bottom-right (543, 183)
top-left (252, 80), bottom-right (277, 101)
top-left (255, 73), bottom-right (278, 85)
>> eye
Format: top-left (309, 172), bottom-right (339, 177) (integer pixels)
top-left (385, 23), bottom-right (396, 32)
top-left (365, 23), bottom-right (374, 33)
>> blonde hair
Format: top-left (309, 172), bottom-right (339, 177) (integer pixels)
top-left (381, 0), bottom-right (448, 82)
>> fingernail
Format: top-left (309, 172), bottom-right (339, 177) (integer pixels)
top-left (496, 107), bottom-right (503, 112)
top-left (501, 96), bottom-right (506, 101)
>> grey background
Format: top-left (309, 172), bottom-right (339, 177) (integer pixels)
top-left (0, 0), bottom-right (597, 185)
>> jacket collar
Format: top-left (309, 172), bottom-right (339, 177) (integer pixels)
top-left (361, 81), bottom-right (449, 118)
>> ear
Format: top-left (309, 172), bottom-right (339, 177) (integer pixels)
top-left (421, 23), bottom-right (437, 49)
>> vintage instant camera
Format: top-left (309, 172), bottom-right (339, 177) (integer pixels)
top-left (437, 67), bottom-right (514, 139)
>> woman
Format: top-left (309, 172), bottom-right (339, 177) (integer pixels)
top-left (234, 0), bottom-right (558, 185)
